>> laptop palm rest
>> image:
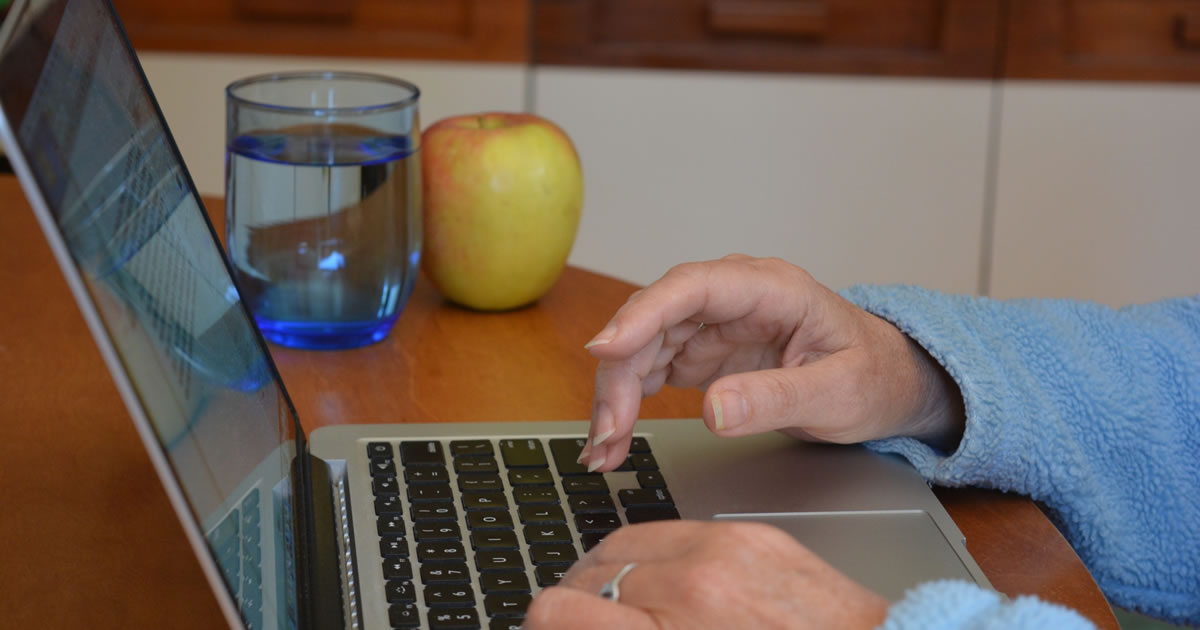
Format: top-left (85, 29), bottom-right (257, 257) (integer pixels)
top-left (715, 511), bottom-right (975, 601)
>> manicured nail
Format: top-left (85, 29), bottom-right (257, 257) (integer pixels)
top-left (585, 324), bottom-right (617, 349)
top-left (587, 443), bottom-right (607, 473)
top-left (711, 390), bottom-right (746, 432)
top-left (592, 404), bottom-right (615, 446)
top-left (576, 439), bottom-right (592, 464)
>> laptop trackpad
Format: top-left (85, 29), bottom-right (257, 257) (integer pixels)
top-left (714, 511), bottom-right (976, 601)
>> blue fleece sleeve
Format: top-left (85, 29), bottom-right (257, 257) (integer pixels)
top-left (839, 286), bottom-right (1200, 626)
top-left (880, 580), bottom-right (1096, 630)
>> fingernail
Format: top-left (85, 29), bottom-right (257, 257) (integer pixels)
top-left (587, 443), bottom-right (607, 473)
top-left (584, 324), bottom-right (617, 349)
top-left (576, 439), bottom-right (591, 464)
top-left (711, 390), bottom-right (746, 432)
top-left (592, 404), bottom-right (615, 446)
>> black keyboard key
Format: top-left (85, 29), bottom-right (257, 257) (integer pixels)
top-left (534, 565), bottom-right (567, 587)
top-left (425, 584), bottom-right (476, 608)
top-left (421, 562), bottom-right (471, 585)
top-left (414, 523), bottom-right (462, 542)
top-left (530, 544), bottom-right (577, 566)
top-left (575, 513), bottom-right (622, 532)
top-left (383, 558), bottom-right (413, 580)
top-left (388, 602), bottom-right (420, 628)
top-left (367, 442), bottom-right (393, 459)
top-left (470, 530), bottom-right (519, 550)
top-left (625, 505), bottom-right (681, 523)
top-left (380, 535), bottom-right (409, 557)
top-left (450, 440), bottom-right (493, 457)
top-left (580, 531), bottom-right (615, 552)
top-left (412, 503), bottom-right (458, 523)
top-left (428, 608), bottom-right (480, 629)
top-left (375, 495), bottom-right (405, 515)
top-left (562, 477), bottom-right (608, 494)
top-left (499, 439), bottom-right (549, 468)
top-left (467, 510), bottom-right (513, 531)
top-left (517, 504), bottom-right (566, 525)
top-left (462, 491), bottom-right (508, 511)
top-left (479, 571), bottom-right (530, 594)
top-left (617, 488), bottom-right (673, 507)
top-left (629, 437), bottom-right (651, 453)
top-left (508, 468), bottom-right (554, 486)
top-left (408, 484), bottom-right (453, 503)
top-left (454, 455), bottom-right (499, 474)
top-left (405, 466), bottom-right (449, 484)
top-left (476, 550), bottom-right (526, 572)
top-left (378, 515), bottom-right (406, 536)
top-left (637, 471), bottom-right (667, 489)
top-left (373, 476), bottom-right (400, 495)
top-left (614, 457), bottom-right (635, 472)
top-left (484, 593), bottom-right (532, 617)
top-left (369, 458), bottom-right (397, 477)
top-left (548, 438), bottom-right (590, 475)
top-left (418, 541), bottom-right (467, 563)
top-left (399, 441), bottom-right (445, 466)
top-left (631, 453), bottom-right (659, 471)
top-left (490, 618), bottom-right (523, 630)
top-left (384, 580), bottom-right (417, 604)
top-left (458, 473), bottom-right (504, 493)
top-left (567, 495), bottom-right (615, 514)
top-left (523, 523), bottom-right (571, 545)
top-left (513, 487), bottom-right (560, 505)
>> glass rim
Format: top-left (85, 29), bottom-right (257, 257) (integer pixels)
top-left (225, 70), bottom-right (420, 115)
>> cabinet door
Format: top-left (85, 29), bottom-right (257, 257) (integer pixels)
top-left (1005, 0), bottom-right (1200, 82)
top-left (112, 0), bottom-right (530, 62)
top-left (536, 68), bottom-right (992, 292)
top-left (534, 0), bottom-right (1002, 77)
top-left (990, 83), bottom-right (1200, 304)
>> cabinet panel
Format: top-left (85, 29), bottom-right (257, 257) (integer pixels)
top-left (535, 68), bottom-right (991, 292)
top-left (1005, 0), bottom-right (1200, 81)
top-left (534, 0), bottom-right (1002, 77)
top-left (990, 83), bottom-right (1200, 304)
top-left (112, 0), bottom-right (530, 62)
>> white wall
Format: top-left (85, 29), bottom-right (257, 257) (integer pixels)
top-left (536, 68), bottom-right (992, 292)
top-left (139, 52), bottom-right (528, 196)
top-left (990, 82), bottom-right (1200, 305)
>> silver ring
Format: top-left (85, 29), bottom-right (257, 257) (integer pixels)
top-left (597, 562), bottom-right (637, 602)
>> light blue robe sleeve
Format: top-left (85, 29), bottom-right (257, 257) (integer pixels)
top-left (838, 286), bottom-right (1200, 627)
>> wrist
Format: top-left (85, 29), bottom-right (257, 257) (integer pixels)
top-left (902, 335), bottom-right (966, 451)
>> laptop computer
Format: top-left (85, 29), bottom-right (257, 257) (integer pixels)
top-left (0, 1), bottom-right (992, 628)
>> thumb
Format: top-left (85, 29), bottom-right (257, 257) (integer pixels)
top-left (702, 352), bottom-right (874, 443)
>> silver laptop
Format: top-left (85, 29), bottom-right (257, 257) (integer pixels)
top-left (0, 1), bottom-right (991, 628)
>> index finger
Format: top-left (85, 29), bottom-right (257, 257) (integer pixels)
top-left (584, 257), bottom-right (795, 361)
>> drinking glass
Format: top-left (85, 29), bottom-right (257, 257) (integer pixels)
top-left (225, 71), bottom-right (421, 350)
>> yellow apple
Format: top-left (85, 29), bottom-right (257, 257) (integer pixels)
top-left (421, 112), bottom-right (584, 311)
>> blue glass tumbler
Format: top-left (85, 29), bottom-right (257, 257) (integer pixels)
top-left (225, 71), bottom-right (421, 350)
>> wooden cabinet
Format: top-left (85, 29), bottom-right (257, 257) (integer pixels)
top-left (1005, 0), bottom-right (1200, 82)
top-left (534, 0), bottom-right (1003, 78)
top-left (112, 0), bottom-right (530, 62)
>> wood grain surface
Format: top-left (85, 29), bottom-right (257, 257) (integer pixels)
top-left (0, 178), bottom-right (1116, 628)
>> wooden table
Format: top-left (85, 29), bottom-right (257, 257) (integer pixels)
top-left (0, 177), bottom-right (1116, 629)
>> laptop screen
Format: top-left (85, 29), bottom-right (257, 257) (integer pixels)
top-left (0, 1), bottom-right (302, 627)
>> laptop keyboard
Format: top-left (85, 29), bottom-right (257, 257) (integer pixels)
top-left (366, 437), bottom-right (679, 629)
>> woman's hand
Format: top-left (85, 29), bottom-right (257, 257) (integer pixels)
top-left (580, 255), bottom-right (964, 471)
top-left (523, 520), bottom-right (891, 630)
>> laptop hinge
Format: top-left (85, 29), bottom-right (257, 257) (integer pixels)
top-left (295, 453), bottom-right (355, 630)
